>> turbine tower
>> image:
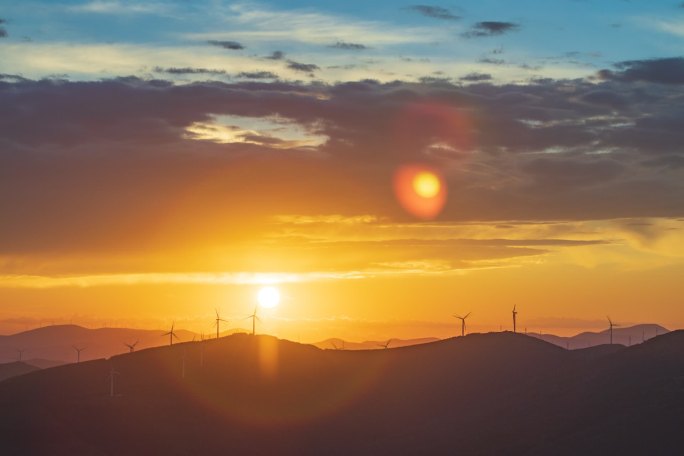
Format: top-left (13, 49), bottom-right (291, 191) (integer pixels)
top-left (124, 341), bottom-right (138, 353)
top-left (109, 366), bottom-right (120, 397)
top-left (607, 316), bottom-right (620, 344)
top-left (162, 322), bottom-right (179, 346)
top-left (73, 346), bottom-right (86, 363)
top-left (512, 305), bottom-right (518, 333)
top-left (247, 307), bottom-right (260, 335)
top-left (214, 309), bottom-right (228, 339)
top-left (453, 312), bottom-right (471, 337)
top-left (16, 349), bottom-right (25, 362)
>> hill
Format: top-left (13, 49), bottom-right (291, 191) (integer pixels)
top-left (0, 324), bottom-right (203, 364)
top-left (313, 336), bottom-right (439, 350)
top-left (530, 323), bottom-right (669, 349)
top-left (0, 361), bottom-right (40, 382)
top-left (0, 331), bottom-right (683, 454)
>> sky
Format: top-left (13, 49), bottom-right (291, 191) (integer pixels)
top-left (1, 0), bottom-right (684, 341)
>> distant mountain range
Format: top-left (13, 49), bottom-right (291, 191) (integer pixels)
top-left (0, 331), bottom-right (683, 454)
top-left (0, 324), bottom-right (209, 365)
top-left (0, 323), bottom-right (671, 369)
top-left (529, 323), bottom-right (669, 348)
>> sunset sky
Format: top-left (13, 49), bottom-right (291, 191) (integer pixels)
top-left (1, 0), bottom-right (683, 341)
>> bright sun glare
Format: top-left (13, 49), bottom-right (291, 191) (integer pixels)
top-left (257, 286), bottom-right (281, 309)
top-left (412, 171), bottom-right (440, 198)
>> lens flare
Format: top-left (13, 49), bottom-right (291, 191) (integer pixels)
top-left (413, 171), bottom-right (440, 198)
top-left (393, 165), bottom-right (447, 220)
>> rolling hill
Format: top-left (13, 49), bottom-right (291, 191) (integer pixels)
top-left (0, 361), bottom-right (40, 382)
top-left (530, 323), bottom-right (669, 349)
top-left (0, 324), bottom-right (205, 364)
top-left (0, 331), bottom-right (682, 454)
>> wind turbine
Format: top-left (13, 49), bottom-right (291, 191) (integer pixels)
top-left (512, 305), bottom-right (518, 333)
top-left (162, 322), bottom-right (179, 346)
top-left (124, 341), bottom-right (138, 353)
top-left (453, 312), bottom-right (471, 337)
top-left (109, 366), bottom-right (120, 397)
top-left (73, 346), bottom-right (86, 363)
top-left (607, 316), bottom-right (620, 344)
top-left (246, 307), bottom-right (260, 335)
top-left (198, 332), bottom-right (207, 368)
top-left (16, 348), bottom-right (25, 362)
top-left (377, 339), bottom-right (392, 349)
top-left (214, 309), bottom-right (228, 339)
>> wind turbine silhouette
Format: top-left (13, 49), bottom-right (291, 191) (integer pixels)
top-left (124, 341), bottom-right (138, 353)
top-left (163, 322), bottom-right (179, 346)
top-left (246, 307), bottom-right (260, 335)
top-left (16, 348), bottom-right (25, 362)
top-left (607, 316), bottom-right (620, 344)
top-left (109, 366), bottom-right (120, 397)
top-left (512, 305), bottom-right (518, 333)
top-left (214, 309), bottom-right (228, 339)
top-left (453, 312), bottom-right (471, 337)
top-left (73, 346), bottom-right (86, 363)
top-left (197, 332), bottom-right (206, 368)
top-left (377, 339), bottom-right (393, 349)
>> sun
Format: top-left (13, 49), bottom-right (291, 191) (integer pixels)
top-left (257, 285), bottom-right (281, 309)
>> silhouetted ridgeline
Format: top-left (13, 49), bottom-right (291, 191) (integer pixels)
top-left (0, 331), bottom-right (683, 455)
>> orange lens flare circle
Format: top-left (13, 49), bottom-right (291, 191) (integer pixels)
top-left (393, 165), bottom-right (447, 220)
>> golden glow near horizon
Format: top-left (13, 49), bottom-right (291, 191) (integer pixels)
top-left (257, 286), bottom-right (281, 309)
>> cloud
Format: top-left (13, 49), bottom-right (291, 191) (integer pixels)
top-left (478, 57), bottom-right (505, 65)
top-left (597, 57), bottom-right (684, 84)
top-left (1, 74), bottom-right (684, 265)
top-left (330, 41), bottom-right (368, 50)
top-left (207, 40), bottom-right (245, 50)
top-left (265, 50), bottom-right (285, 60)
top-left (68, 0), bottom-right (168, 15)
top-left (153, 66), bottom-right (227, 76)
top-left (286, 60), bottom-right (320, 74)
top-left (464, 21), bottom-right (520, 38)
top-left (406, 5), bottom-right (460, 21)
top-left (236, 71), bottom-right (279, 79)
top-left (186, 3), bottom-right (447, 47)
top-left (459, 72), bottom-right (492, 82)
top-left (0, 28), bottom-right (6, 38)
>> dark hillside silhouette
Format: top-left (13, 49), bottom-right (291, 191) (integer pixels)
top-left (0, 331), bottom-right (683, 454)
top-left (0, 361), bottom-right (40, 382)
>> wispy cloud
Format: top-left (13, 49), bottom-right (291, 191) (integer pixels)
top-left (185, 3), bottom-right (447, 46)
top-left (406, 5), bottom-right (460, 21)
top-left (463, 21), bottom-right (520, 38)
top-left (207, 40), bottom-right (245, 50)
top-left (68, 0), bottom-right (168, 15)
